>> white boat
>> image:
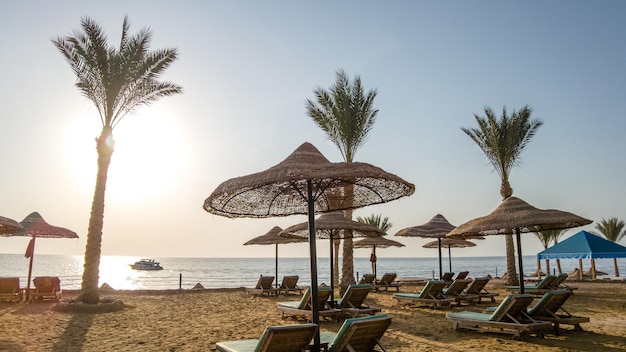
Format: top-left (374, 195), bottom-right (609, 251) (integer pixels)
top-left (130, 258), bottom-right (164, 270)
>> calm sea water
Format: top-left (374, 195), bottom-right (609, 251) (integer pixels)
top-left (1, 254), bottom-right (623, 290)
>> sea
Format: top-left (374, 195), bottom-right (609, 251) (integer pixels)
top-left (1, 254), bottom-right (623, 290)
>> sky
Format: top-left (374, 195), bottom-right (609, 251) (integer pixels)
top-left (1, 1), bottom-right (625, 260)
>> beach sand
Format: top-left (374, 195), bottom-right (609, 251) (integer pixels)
top-left (0, 280), bottom-right (624, 351)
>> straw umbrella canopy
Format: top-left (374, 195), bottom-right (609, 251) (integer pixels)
top-left (0, 215), bottom-right (24, 235)
top-left (447, 196), bottom-right (592, 293)
top-left (395, 214), bottom-right (456, 279)
top-left (280, 211), bottom-right (387, 300)
top-left (353, 236), bottom-right (405, 279)
top-left (203, 142), bottom-right (414, 350)
top-left (13, 212), bottom-right (78, 301)
top-left (423, 237), bottom-right (476, 273)
top-left (243, 226), bottom-right (307, 287)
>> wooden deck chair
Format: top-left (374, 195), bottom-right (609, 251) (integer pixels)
top-left (277, 275), bottom-right (303, 296)
top-left (446, 294), bottom-right (551, 338)
top-left (32, 276), bottom-right (61, 302)
top-left (551, 273), bottom-right (578, 292)
top-left (0, 277), bottom-right (21, 302)
top-left (336, 284), bottom-right (382, 318)
top-left (464, 277), bottom-right (498, 303)
top-left (277, 286), bottom-right (340, 321)
top-left (505, 275), bottom-right (557, 295)
top-left (246, 275), bottom-right (276, 296)
top-left (527, 289), bottom-right (589, 334)
top-left (374, 273), bottom-right (400, 292)
top-left (319, 314), bottom-right (392, 352)
top-left (441, 272), bottom-right (455, 286)
top-left (359, 274), bottom-right (376, 285)
top-left (393, 280), bottom-right (456, 309)
top-left (454, 271), bottom-right (470, 280)
top-left (216, 323), bottom-right (318, 352)
top-left (442, 279), bottom-right (476, 306)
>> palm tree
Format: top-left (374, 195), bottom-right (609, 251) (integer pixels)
top-left (595, 217), bottom-right (626, 277)
top-left (356, 214), bottom-right (393, 232)
top-left (461, 106), bottom-right (543, 286)
top-left (52, 17), bottom-right (182, 303)
top-left (306, 69), bottom-right (378, 293)
top-left (533, 230), bottom-right (552, 278)
top-left (549, 229), bottom-right (568, 274)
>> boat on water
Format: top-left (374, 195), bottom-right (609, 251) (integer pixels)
top-left (130, 258), bottom-right (164, 270)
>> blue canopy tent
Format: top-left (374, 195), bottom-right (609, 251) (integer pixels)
top-left (538, 230), bottom-right (626, 279)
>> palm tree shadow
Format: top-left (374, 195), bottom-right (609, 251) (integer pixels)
top-left (51, 313), bottom-right (93, 352)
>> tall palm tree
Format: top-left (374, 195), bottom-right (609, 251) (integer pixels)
top-left (461, 106), bottom-right (543, 286)
top-left (533, 230), bottom-right (552, 278)
top-left (306, 69), bottom-right (378, 293)
top-left (53, 16), bottom-right (182, 303)
top-left (595, 217), bottom-right (626, 277)
top-left (356, 214), bottom-right (393, 232)
top-left (549, 229), bottom-right (568, 274)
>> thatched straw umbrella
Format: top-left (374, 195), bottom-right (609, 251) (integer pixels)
top-left (0, 215), bottom-right (24, 235)
top-left (14, 212), bottom-right (78, 301)
top-left (203, 142), bottom-right (414, 351)
top-left (448, 197), bottom-right (591, 293)
top-left (243, 226), bottom-right (306, 287)
top-left (280, 211), bottom-right (386, 300)
top-left (353, 236), bottom-right (405, 279)
top-left (423, 237), bottom-right (476, 273)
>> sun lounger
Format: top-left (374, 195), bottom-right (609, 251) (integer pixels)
top-left (506, 275), bottom-right (557, 295)
top-left (442, 279), bottom-right (476, 306)
top-left (446, 293), bottom-right (551, 338)
top-left (277, 275), bottom-right (304, 296)
top-left (277, 286), bottom-right (341, 321)
top-left (527, 289), bottom-right (589, 334)
top-left (336, 284), bottom-right (382, 318)
top-left (32, 276), bottom-right (61, 302)
top-left (464, 277), bottom-right (498, 303)
top-left (359, 274), bottom-right (376, 285)
top-left (319, 314), bottom-right (391, 352)
top-left (454, 271), bottom-right (469, 280)
top-left (374, 273), bottom-right (400, 292)
top-left (246, 275), bottom-right (276, 296)
top-left (393, 280), bottom-right (456, 309)
top-left (0, 277), bottom-right (21, 302)
top-left (551, 273), bottom-right (578, 292)
top-left (441, 272), bottom-right (454, 286)
top-left (216, 323), bottom-right (318, 352)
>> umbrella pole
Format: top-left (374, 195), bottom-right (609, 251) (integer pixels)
top-left (448, 245), bottom-right (452, 272)
top-left (306, 180), bottom-right (320, 352)
top-left (438, 238), bottom-right (443, 279)
top-left (25, 234), bottom-right (36, 302)
top-left (515, 228), bottom-right (525, 294)
top-left (329, 233), bottom-right (334, 308)
top-left (275, 244), bottom-right (279, 288)
top-left (372, 246), bottom-right (377, 279)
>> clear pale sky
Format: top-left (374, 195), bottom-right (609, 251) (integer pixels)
top-left (1, 1), bottom-right (625, 259)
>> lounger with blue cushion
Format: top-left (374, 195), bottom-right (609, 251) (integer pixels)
top-left (505, 275), bottom-right (556, 295)
top-left (216, 323), bottom-right (318, 352)
top-left (320, 314), bottom-right (391, 352)
top-left (393, 280), bottom-right (455, 309)
top-left (463, 277), bottom-right (498, 303)
top-left (277, 286), bottom-right (340, 321)
top-left (336, 284), bottom-right (382, 318)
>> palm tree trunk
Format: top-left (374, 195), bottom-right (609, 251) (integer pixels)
top-left (613, 258), bottom-right (620, 277)
top-left (536, 257), bottom-right (542, 279)
top-left (545, 259), bottom-right (551, 276)
top-left (78, 126), bottom-right (113, 304)
top-left (505, 235), bottom-right (519, 286)
top-left (340, 184), bottom-right (355, 295)
top-left (556, 259), bottom-right (562, 274)
top-left (333, 239), bottom-right (340, 286)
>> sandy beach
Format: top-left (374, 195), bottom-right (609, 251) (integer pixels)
top-left (0, 280), bottom-right (625, 351)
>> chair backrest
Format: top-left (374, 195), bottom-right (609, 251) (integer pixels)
top-left (256, 276), bottom-right (275, 289)
top-left (443, 279), bottom-right (471, 296)
top-left (0, 277), bottom-right (20, 294)
top-left (535, 275), bottom-right (556, 289)
top-left (551, 273), bottom-right (569, 288)
top-left (338, 284), bottom-right (372, 309)
top-left (328, 314), bottom-right (391, 352)
top-left (33, 276), bottom-right (60, 292)
top-left (280, 275), bottom-right (299, 289)
top-left (359, 274), bottom-right (375, 284)
top-left (528, 289), bottom-right (572, 317)
top-left (464, 277), bottom-right (489, 294)
top-left (417, 280), bottom-right (447, 298)
top-left (441, 272), bottom-right (454, 282)
top-left (379, 273), bottom-right (397, 285)
top-left (454, 271), bottom-right (469, 280)
top-left (489, 294), bottom-right (534, 322)
top-left (297, 287), bottom-right (312, 309)
top-left (297, 286), bottom-right (332, 310)
top-left (254, 323), bottom-right (318, 352)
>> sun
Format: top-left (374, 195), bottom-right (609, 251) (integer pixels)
top-left (66, 108), bottom-right (187, 203)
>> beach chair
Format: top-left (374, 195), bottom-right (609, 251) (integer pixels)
top-left (277, 275), bottom-right (304, 296)
top-left (442, 279), bottom-right (476, 306)
top-left (215, 323), bottom-right (318, 352)
top-left (374, 273), bottom-right (400, 292)
top-left (0, 277), bottom-right (21, 302)
top-left (32, 276), bottom-right (61, 302)
top-left (336, 284), bottom-right (382, 318)
top-left (359, 274), bottom-right (376, 285)
top-left (527, 289), bottom-right (589, 334)
top-left (246, 275), bottom-right (276, 296)
top-left (393, 280), bottom-right (456, 309)
top-left (505, 275), bottom-right (557, 295)
top-left (277, 286), bottom-right (341, 321)
top-left (454, 271), bottom-right (469, 280)
top-left (464, 277), bottom-right (498, 303)
top-left (441, 272), bottom-right (454, 286)
top-left (446, 294), bottom-right (551, 339)
top-left (319, 314), bottom-right (391, 352)
top-left (551, 273), bottom-right (578, 292)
